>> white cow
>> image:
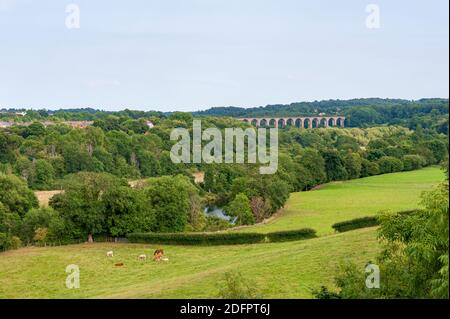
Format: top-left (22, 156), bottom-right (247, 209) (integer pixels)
top-left (138, 254), bottom-right (147, 261)
top-left (106, 251), bottom-right (114, 257)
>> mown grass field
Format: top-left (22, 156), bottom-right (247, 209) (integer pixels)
top-left (237, 167), bottom-right (444, 236)
top-left (0, 167), bottom-right (444, 299)
top-left (0, 228), bottom-right (378, 299)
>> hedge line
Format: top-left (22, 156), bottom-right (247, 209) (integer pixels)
top-left (127, 228), bottom-right (316, 245)
top-left (332, 210), bottom-right (420, 233)
top-left (266, 228), bottom-right (317, 242)
top-left (127, 232), bottom-right (266, 245)
top-left (332, 216), bottom-right (379, 232)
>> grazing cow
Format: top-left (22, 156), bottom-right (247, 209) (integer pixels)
top-left (106, 251), bottom-right (113, 257)
top-left (153, 249), bottom-right (164, 261)
top-left (138, 254), bottom-right (147, 261)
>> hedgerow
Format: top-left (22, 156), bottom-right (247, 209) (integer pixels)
top-left (332, 210), bottom-right (419, 232)
top-left (266, 228), bottom-right (317, 242)
top-left (127, 232), bottom-right (266, 245)
top-left (128, 228), bottom-right (317, 245)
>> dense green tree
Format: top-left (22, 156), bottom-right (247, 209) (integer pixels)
top-left (263, 179), bottom-right (290, 212)
top-left (425, 140), bottom-right (448, 163)
top-left (360, 159), bottom-right (379, 177)
top-left (343, 153), bottom-right (362, 179)
top-left (21, 207), bottom-right (66, 243)
top-left (102, 187), bottom-right (155, 237)
top-left (0, 202), bottom-right (21, 236)
top-left (0, 174), bottom-right (38, 217)
top-left (225, 193), bottom-right (254, 225)
top-left (144, 175), bottom-right (197, 232)
top-left (296, 148), bottom-right (327, 185)
top-left (345, 107), bottom-right (380, 127)
top-left (135, 150), bottom-right (161, 177)
top-left (0, 132), bottom-right (22, 163)
top-left (22, 122), bottom-right (46, 138)
top-left (335, 135), bottom-right (360, 152)
top-left (328, 180), bottom-right (449, 299)
top-left (377, 156), bottom-right (404, 174)
top-left (402, 155), bottom-right (426, 171)
top-left (29, 159), bottom-right (55, 189)
top-left (50, 172), bottom-right (126, 241)
top-left (322, 150), bottom-right (348, 181)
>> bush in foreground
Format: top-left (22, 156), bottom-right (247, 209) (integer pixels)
top-left (217, 271), bottom-right (261, 299)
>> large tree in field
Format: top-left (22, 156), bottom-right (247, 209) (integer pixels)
top-left (50, 172), bottom-right (127, 242)
top-left (144, 175), bottom-right (200, 232)
top-left (102, 186), bottom-right (155, 237)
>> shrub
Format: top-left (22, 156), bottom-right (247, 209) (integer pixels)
top-left (21, 207), bottom-right (66, 243)
top-left (33, 227), bottom-right (48, 243)
top-left (217, 271), bottom-right (261, 299)
top-left (0, 233), bottom-right (21, 250)
top-left (312, 286), bottom-right (341, 299)
top-left (203, 216), bottom-right (231, 232)
top-left (127, 232), bottom-right (265, 245)
top-left (266, 228), bottom-right (317, 242)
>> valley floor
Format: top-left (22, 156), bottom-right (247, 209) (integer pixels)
top-left (0, 167), bottom-right (444, 298)
top-left (0, 228), bottom-right (377, 298)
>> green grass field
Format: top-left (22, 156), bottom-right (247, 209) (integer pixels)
top-left (237, 167), bottom-right (444, 236)
top-left (0, 167), bottom-right (444, 299)
top-left (0, 228), bottom-right (378, 299)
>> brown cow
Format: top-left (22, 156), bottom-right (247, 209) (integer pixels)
top-left (153, 249), bottom-right (164, 261)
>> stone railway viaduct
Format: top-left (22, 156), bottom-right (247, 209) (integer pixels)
top-left (239, 116), bottom-right (346, 128)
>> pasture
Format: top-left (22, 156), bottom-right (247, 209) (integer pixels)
top-left (0, 167), bottom-right (444, 298)
top-left (0, 228), bottom-right (377, 298)
top-left (237, 167), bottom-right (444, 236)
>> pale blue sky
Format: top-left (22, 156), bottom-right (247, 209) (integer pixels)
top-left (0, 0), bottom-right (448, 111)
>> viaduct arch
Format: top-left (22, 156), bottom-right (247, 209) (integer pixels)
top-left (239, 116), bottom-right (346, 128)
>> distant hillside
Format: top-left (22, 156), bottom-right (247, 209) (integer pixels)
top-left (1, 98), bottom-right (448, 132)
top-left (193, 98), bottom-right (449, 131)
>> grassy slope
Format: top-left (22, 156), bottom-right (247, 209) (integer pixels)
top-left (0, 167), bottom-right (444, 299)
top-left (237, 167), bottom-right (444, 236)
top-left (0, 228), bottom-right (377, 299)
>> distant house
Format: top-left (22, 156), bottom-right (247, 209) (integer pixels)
top-left (146, 121), bottom-right (154, 129)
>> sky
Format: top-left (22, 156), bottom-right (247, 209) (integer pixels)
top-left (0, 0), bottom-right (448, 112)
